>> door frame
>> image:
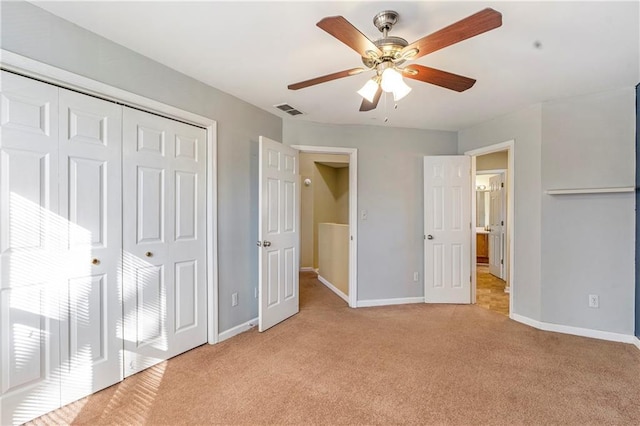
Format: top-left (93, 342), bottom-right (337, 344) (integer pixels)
top-left (465, 140), bottom-right (514, 316)
top-left (1, 49), bottom-right (221, 343)
top-left (291, 145), bottom-right (358, 308)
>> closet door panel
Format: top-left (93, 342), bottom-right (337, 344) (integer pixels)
top-left (170, 122), bottom-right (206, 351)
top-left (123, 107), bottom-right (206, 376)
top-left (0, 71), bottom-right (60, 289)
top-left (0, 71), bottom-right (61, 426)
top-left (58, 89), bottom-right (122, 405)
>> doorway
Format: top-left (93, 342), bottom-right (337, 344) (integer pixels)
top-left (292, 145), bottom-right (358, 308)
top-left (466, 141), bottom-right (514, 317)
top-left (476, 169), bottom-right (508, 315)
top-left (299, 153), bottom-right (350, 305)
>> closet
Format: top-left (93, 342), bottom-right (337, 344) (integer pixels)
top-left (0, 71), bottom-right (208, 424)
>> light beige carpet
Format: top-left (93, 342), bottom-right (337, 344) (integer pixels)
top-left (31, 272), bottom-right (640, 425)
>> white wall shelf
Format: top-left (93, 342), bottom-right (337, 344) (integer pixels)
top-left (545, 187), bottom-right (634, 195)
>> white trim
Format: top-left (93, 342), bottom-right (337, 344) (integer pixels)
top-left (291, 145), bottom-right (358, 309)
top-left (317, 275), bottom-right (349, 303)
top-left (218, 317), bottom-right (258, 343)
top-left (1, 50), bottom-right (220, 344)
top-left (476, 169), bottom-right (506, 176)
top-left (466, 140), bottom-right (515, 316)
top-left (206, 122), bottom-right (219, 344)
top-left (511, 314), bottom-right (638, 344)
top-left (299, 267), bottom-right (315, 272)
top-left (470, 157), bottom-right (477, 303)
top-left (357, 297), bottom-right (425, 308)
top-left (545, 187), bottom-right (634, 195)
top-left (634, 337), bottom-right (640, 351)
top-left (465, 140), bottom-right (514, 157)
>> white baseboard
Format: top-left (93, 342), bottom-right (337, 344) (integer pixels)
top-left (317, 275), bottom-right (349, 303)
top-left (218, 317), bottom-right (258, 342)
top-left (299, 267), bottom-right (315, 272)
top-left (511, 313), bottom-right (637, 345)
top-left (357, 297), bottom-right (425, 308)
top-left (633, 336), bottom-right (640, 350)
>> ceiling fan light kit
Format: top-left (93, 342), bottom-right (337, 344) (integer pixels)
top-left (357, 78), bottom-right (380, 103)
top-left (288, 8), bottom-right (502, 112)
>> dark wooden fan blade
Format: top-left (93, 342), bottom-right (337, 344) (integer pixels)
top-left (317, 16), bottom-right (382, 57)
top-left (402, 8), bottom-right (502, 60)
top-left (359, 85), bottom-right (383, 111)
top-left (403, 65), bottom-right (476, 92)
top-left (288, 68), bottom-right (365, 90)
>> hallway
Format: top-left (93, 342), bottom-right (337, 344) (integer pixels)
top-left (299, 270), bottom-right (348, 311)
top-left (476, 264), bottom-right (509, 316)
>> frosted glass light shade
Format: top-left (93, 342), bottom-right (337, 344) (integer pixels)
top-left (357, 79), bottom-right (379, 102)
top-left (380, 68), bottom-right (403, 93)
top-left (392, 79), bottom-right (412, 101)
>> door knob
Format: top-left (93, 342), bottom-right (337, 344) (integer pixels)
top-left (91, 258), bottom-right (100, 265)
top-left (263, 241), bottom-right (271, 247)
top-left (145, 251), bottom-right (153, 257)
top-left (427, 235), bottom-right (434, 240)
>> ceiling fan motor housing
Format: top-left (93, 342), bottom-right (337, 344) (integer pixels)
top-left (363, 11), bottom-right (409, 69)
top-left (373, 10), bottom-right (399, 33)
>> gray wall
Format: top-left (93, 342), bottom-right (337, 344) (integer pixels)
top-left (283, 120), bottom-right (458, 301)
top-left (1, 0), bottom-right (283, 333)
top-left (459, 88), bottom-right (636, 335)
top-left (458, 105), bottom-right (543, 321)
top-left (541, 88), bottom-right (635, 334)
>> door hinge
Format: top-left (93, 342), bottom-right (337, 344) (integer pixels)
top-left (501, 182), bottom-right (504, 188)
top-left (470, 275), bottom-right (472, 282)
top-left (501, 259), bottom-right (504, 265)
top-left (501, 220), bottom-right (504, 226)
top-left (350, 236), bottom-right (353, 241)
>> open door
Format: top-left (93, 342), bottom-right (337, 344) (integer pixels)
top-left (424, 156), bottom-right (471, 303)
top-left (489, 173), bottom-right (505, 279)
top-left (258, 136), bottom-right (300, 331)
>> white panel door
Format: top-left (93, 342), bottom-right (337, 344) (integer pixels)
top-left (57, 89), bottom-right (123, 404)
top-left (0, 71), bottom-right (62, 425)
top-left (489, 173), bottom-right (505, 279)
top-left (123, 107), bottom-right (206, 376)
top-left (423, 156), bottom-right (471, 304)
top-left (258, 136), bottom-right (299, 332)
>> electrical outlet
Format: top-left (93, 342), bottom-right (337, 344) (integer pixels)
top-left (588, 294), bottom-right (599, 308)
top-left (413, 272), bottom-right (419, 282)
top-left (361, 209), bottom-right (368, 221)
top-left (232, 292), bottom-right (238, 307)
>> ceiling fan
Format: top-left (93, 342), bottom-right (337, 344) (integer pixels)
top-left (288, 8), bottom-right (502, 112)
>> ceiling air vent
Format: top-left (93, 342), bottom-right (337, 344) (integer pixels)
top-left (274, 103), bottom-right (304, 116)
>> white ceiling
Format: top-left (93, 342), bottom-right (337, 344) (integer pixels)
top-left (33, 1), bottom-right (639, 131)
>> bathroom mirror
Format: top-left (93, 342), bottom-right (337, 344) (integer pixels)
top-left (476, 190), bottom-right (490, 227)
